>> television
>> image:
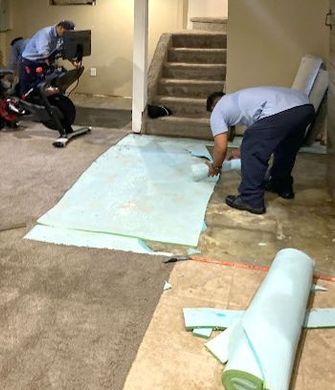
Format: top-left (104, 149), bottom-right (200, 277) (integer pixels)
top-left (63, 30), bottom-right (91, 61)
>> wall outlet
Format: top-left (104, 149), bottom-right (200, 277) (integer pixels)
top-left (90, 67), bottom-right (97, 77)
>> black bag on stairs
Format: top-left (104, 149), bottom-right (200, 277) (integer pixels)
top-left (147, 104), bottom-right (172, 119)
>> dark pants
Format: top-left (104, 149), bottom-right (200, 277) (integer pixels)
top-left (239, 104), bottom-right (315, 208)
top-left (19, 58), bottom-right (48, 95)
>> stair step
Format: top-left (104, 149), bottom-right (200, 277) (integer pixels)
top-left (146, 116), bottom-right (212, 140)
top-left (163, 63), bottom-right (226, 80)
top-left (158, 78), bottom-right (225, 98)
top-left (171, 33), bottom-right (227, 48)
top-left (154, 96), bottom-right (209, 117)
top-left (146, 32), bottom-right (227, 138)
top-left (168, 48), bottom-right (227, 64)
top-left (191, 17), bottom-right (228, 33)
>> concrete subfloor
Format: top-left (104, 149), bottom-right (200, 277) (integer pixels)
top-left (1, 100), bottom-right (335, 389)
top-left (149, 151), bottom-right (335, 277)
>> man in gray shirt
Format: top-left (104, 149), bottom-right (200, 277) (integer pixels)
top-left (206, 86), bottom-right (315, 214)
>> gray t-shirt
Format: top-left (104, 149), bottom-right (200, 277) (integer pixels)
top-left (210, 86), bottom-right (310, 136)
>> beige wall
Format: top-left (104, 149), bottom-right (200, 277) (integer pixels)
top-left (0, 1), bottom-right (330, 97)
top-left (187, 0), bottom-right (228, 28)
top-left (226, 0), bottom-right (329, 92)
top-left (1, 0), bottom-right (186, 97)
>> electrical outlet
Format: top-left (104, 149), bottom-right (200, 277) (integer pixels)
top-left (90, 67), bottom-right (97, 77)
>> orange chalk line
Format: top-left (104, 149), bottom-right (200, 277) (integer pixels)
top-left (191, 255), bottom-right (335, 283)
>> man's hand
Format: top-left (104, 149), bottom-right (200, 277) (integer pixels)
top-left (71, 60), bottom-right (81, 69)
top-left (206, 161), bottom-right (221, 177)
top-left (209, 132), bottom-right (228, 176)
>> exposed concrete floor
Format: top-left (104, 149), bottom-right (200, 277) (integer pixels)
top-left (149, 151), bottom-right (335, 277)
top-left (1, 100), bottom-right (335, 389)
top-left (201, 151), bottom-right (335, 275)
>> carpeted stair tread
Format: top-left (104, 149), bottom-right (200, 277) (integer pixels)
top-left (146, 116), bottom-right (212, 139)
top-left (171, 32), bottom-right (227, 48)
top-left (169, 48), bottom-right (227, 53)
top-left (154, 116), bottom-right (209, 124)
top-left (165, 62), bottom-right (226, 68)
top-left (145, 31), bottom-right (226, 137)
top-left (159, 78), bottom-right (224, 85)
top-left (156, 95), bottom-right (206, 103)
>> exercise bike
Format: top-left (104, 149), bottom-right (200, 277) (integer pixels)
top-left (0, 30), bottom-right (92, 148)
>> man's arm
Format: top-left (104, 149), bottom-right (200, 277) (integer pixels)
top-left (207, 132), bottom-right (228, 176)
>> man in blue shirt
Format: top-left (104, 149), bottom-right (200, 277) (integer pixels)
top-left (19, 20), bottom-right (75, 94)
top-left (206, 86), bottom-right (315, 214)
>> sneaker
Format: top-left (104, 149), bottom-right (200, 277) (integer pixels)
top-left (265, 179), bottom-right (294, 199)
top-left (225, 195), bottom-right (266, 214)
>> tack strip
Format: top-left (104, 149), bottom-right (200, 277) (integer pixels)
top-left (191, 255), bottom-right (335, 283)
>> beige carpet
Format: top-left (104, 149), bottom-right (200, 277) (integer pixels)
top-left (0, 125), bottom-right (172, 390)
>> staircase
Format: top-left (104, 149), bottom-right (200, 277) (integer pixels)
top-left (144, 32), bottom-right (227, 140)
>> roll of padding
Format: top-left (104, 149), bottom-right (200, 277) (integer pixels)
top-left (222, 159), bottom-right (241, 171)
top-left (191, 163), bottom-right (209, 181)
top-left (222, 248), bottom-right (315, 390)
top-left (191, 159), bottom-right (242, 182)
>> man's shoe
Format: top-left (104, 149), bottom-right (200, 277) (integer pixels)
top-left (265, 180), bottom-right (294, 199)
top-left (225, 195), bottom-right (266, 215)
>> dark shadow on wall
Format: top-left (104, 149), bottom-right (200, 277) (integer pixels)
top-left (74, 107), bottom-right (131, 128)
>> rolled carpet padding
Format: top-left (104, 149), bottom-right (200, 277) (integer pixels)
top-left (191, 159), bottom-right (242, 182)
top-left (222, 248), bottom-right (315, 390)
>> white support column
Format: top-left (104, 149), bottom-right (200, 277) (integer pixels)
top-left (132, 0), bottom-right (149, 133)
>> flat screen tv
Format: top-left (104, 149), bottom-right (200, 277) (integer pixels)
top-left (63, 30), bottom-right (91, 61)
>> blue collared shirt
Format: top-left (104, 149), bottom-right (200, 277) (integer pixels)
top-left (210, 86), bottom-right (310, 136)
top-left (22, 26), bottom-right (63, 62)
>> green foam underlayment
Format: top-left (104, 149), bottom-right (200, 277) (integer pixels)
top-left (192, 327), bottom-right (212, 338)
top-left (183, 308), bottom-right (335, 331)
top-left (26, 134), bottom-right (219, 249)
top-left (183, 308), bottom-right (245, 330)
top-left (25, 225), bottom-right (171, 256)
top-left (222, 369), bottom-right (265, 390)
